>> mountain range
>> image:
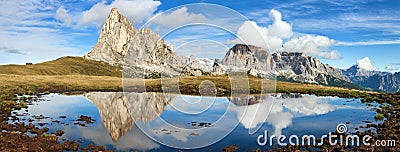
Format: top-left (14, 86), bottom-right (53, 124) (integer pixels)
top-left (84, 8), bottom-right (398, 92)
top-left (342, 65), bottom-right (400, 92)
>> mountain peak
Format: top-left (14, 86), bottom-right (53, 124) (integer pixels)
top-left (83, 8), bottom-right (136, 64)
top-left (110, 8), bottom-right (118, 15)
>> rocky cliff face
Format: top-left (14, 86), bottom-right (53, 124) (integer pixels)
top-left (273, 51), bottom-right (350, 84)
top-left (84, 8), bottom-right (182, 77)
top-left (221, 44), bottom-right (275, 76)
top-left (342, 65), bottom-right (400, 92)
top-left (219, 44), bottom-right (350, 85)
top-left (84, 8), bottom-right (136, 65)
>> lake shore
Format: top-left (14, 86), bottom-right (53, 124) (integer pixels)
top-left (1, 74), bottom-right (399, 151)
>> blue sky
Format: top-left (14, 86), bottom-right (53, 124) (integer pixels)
top-left (0, 0), bottom-right (399, 72)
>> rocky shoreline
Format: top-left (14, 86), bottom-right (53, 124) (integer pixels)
top-left (1, 92), bottom-right (399, 151)
top-left (0, 98), bottom-right (112, 151)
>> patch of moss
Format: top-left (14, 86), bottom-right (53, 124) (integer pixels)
top-left (43, 133), bottom-right (49, 137)
top-left (374, 113), bottom-right (384, 120)
top-left (18, 102), bottom-right (28, 109)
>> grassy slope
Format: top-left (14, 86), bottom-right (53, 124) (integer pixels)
top-left (0, 56), bottom-right (121, 77)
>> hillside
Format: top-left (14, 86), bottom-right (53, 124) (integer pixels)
top-left (0, 56), bottom-right (122, 77)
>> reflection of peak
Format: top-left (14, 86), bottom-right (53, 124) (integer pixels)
top-left (85, 92), bottom-right (133, 141)
top-left (84, 92), bottom-right (175, 141)
top-left (232, 94), bottom-right (335, 136)
top-left (124, 92), bottom-right (175, 122)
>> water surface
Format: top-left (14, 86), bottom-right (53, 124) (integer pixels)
top-left (12, 92), bottom-right (380, 151)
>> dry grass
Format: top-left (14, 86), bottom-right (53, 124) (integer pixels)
top-left (0, 74), bottom-right (122, 99)
top-left (0, 74), bottom-right (372, 100)
top-left (0, 56), bottom-right (370, 99)
top-left (0, 56), bottom-right (121, 76)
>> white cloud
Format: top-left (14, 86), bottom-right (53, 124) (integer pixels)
top-left (0, 0), bottom-right (82, 64)
top-left (227, 9), bottom-right (340, 59)
top-left (232, 95), bottom-right (335, 136)
top-left (77, 0), bottom-right (161, 27)
top-left (386, 64), bottom-right (394, 71)
top-left (283, 35), bottom-right (341, 59)
top-left (356, 57), bottom-right (377, 71)
top-left (55, 6), bottom-right (73, 26)
top-left (267, 9), bottom-right (293, 39)
top-left (337, 40), bottom-right (400, 46)
top-left (227, 9), bottom-right (292, 51)
top-left (152, 7), bottom-right (207, 28)
top-left (385, 63), bottom-right (400, 71)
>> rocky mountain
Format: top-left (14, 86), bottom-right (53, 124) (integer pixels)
top-left (342, 65), bottom-right (400, 92)
top-left (342, 65), bottom-right (388, 77)
top-left (83, 8), bottom-right (353, 87)
top-left (84, 8), bottom-right (136, 65)
top-left (84, 8), bottom-right (182, 78)
top-left (220, 44), bottom-right (351, 86)
top-left (272, 51), bottom-right (350, 85)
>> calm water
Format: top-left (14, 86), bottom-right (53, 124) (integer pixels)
top-left (12, 92), bottom-right (380, 151)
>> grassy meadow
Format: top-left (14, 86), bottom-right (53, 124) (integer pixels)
top-left (1, 56), bottom-right (397, 106)
top-left (0, 56), bottom-right (121, 76)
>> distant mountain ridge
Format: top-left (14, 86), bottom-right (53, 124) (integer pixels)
top-left (342, 65), bottom-right (400, 92)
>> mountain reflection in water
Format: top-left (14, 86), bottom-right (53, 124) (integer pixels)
top-left (84, 92), bottom-right (336, 143)
top-left (16, 92), bottom-right (378, 151)
top-left (84, 92), bottom-right (175, 141)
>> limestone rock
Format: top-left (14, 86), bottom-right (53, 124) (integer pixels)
top-left (221, 44), bottom-right (275, 72)
top-left (273, 52), bottom-right (350, 84)
top-left (84, 8), bottom-right (136, 65)
top-left (220, 44), bottom-right (350, 85)
top-left (84, 8), bottom-right (183, 78)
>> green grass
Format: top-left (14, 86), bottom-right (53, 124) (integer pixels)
top-left (18, 102), bottom-right (28, 109)
top-left (0, 56), bottom-right (121, 77)
top-left (374, 113), bottom-right (385, 120)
